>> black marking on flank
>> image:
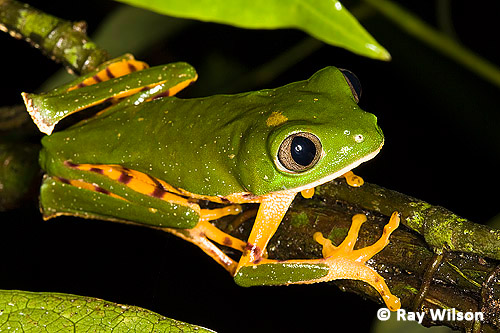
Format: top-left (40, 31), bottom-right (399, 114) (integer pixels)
top-left (219, 197), bottom-right (230, 203)
top-left (89, 167), bottom-right (103, 174)
top-left (151, 187), bottom-right (166, 198)
top-left (95, 185), bottom-right (110, 195)
top-left (118, 171), bottom-right (133, 184)
top-left (148, 174), bottom-right (167, 190)
top-left (77, 82), bottom-right (86, 88)
top-left (147, 174), bottom-right (168, 198)
top-left (106, 67), bottom-right (115, 79)
top-left (92, 74), bottom-right (102, 82)
top-left (242, 193), bottom-right (257, 200)
top-left (64, 161), bottom-right (78, 168)
top-left (58, 177), bottom-right (71, 184)
top-left (128, 62), bottom-right (137, 72)
top-left (152, 90), bottom-right (170, 100)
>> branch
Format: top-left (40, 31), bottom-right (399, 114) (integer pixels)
top-left (319, 180), bottom-right (500, 260)
top-left (0, 0), bottom-right (109, 74)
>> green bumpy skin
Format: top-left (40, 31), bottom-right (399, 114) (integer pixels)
top-left (40, 66), bottom-right (383, 202)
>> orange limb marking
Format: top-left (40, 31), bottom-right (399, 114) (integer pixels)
top-left (66, 80), bottom-right (169, 118)
top-left (66, 162), bottom-right (241, 207)
top-left (67, 59), bottom-right (149, 91)
top-left (68, 162), bottom-right (181, 195)
top-left (62, 162), bottom-right (248, 273)
top-left (64, 162), bottom-right (199, 213)
top-left (343, 170), bottom-right (364, 187)
top-left (200, 205), bottom-right (243, 222)
top-left (194, 220), bottom-right (246, 252)
top-left (164, 77), bottom-right (197, 97)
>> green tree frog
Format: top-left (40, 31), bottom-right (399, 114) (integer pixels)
top-left (22, 55), bottom-right (400, 311)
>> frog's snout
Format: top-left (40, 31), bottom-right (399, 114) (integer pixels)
top-left (370, 113), bottom-right (383, 138)
top-left (375, 123), bottom-right (383, 138)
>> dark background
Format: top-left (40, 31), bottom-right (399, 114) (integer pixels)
top-left (1, 1), bottom-right (499, 332)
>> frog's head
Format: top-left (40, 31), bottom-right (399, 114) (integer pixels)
top-left (237, 66), bottom-right (384, 196)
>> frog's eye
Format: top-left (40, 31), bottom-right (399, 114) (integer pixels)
top-left (277, 132), bottom-right (322, 172)
top-left (340, 69), bottom-right (362, 103)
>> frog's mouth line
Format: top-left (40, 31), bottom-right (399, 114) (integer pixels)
top-left (282, 139), bottom-right (384, 195)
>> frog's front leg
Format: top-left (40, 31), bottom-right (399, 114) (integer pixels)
top-left (234, 191), bottom-right (401, 311)
top-left (236, 191), bottom-right (298, 268)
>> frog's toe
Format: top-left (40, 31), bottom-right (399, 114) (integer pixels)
top-left (343, 170), bottom-right (364, 187)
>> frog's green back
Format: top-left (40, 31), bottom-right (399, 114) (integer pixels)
top-left (40, 67), bottom-right (383, 197)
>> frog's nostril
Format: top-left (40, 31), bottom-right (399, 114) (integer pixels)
top-left (354, 134), bottom-right (364, 143)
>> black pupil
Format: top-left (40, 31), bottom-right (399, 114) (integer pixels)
top-left (291, 136), bottom-right (316, 166)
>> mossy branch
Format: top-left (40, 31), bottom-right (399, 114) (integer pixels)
top-left (318, 180), bottom-right (500, 260)
top-left (0, 0), bottom-right (109, 75)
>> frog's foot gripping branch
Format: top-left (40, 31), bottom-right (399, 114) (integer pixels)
top-left (234, 192), bottom-right (401, 311)
top-left (309, 212), bottom-right (401, 310)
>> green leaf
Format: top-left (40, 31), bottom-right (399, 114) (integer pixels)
top-left (0, 289), bottom-right (214, 332)
top-left (114, 0), bottom-right (390, 60)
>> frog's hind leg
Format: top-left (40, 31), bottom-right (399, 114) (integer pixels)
top-left (164, 206), bottom-right (247, 275)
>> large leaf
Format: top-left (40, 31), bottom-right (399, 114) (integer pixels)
top-left (0, 290), bottom-right (214, 332)
top-left (114, 0), bottom-right (390, 60)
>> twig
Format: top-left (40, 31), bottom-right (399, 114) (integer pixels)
top-left (0, 0), bottom-right (109, 74)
